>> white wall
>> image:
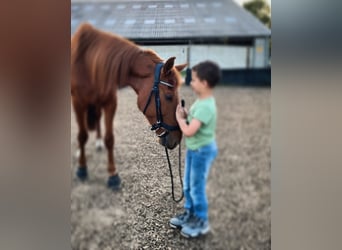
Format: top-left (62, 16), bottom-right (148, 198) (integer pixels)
top-left (190, 45), bottom-right (247, 69)
top-left (143, 45), bottom-right (248, 69)
top-left (142, 45), bottom-right (188, 66)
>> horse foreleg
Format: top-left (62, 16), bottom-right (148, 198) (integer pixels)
top-left (75, 108), bottom-right (89, 181)
top-left (103, 102), bottom-right (121, 190)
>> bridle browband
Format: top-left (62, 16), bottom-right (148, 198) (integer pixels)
top-left (142, 62), bottom-right (180, 137)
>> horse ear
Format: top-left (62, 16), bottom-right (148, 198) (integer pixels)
top-left (175, 63), bottom-right (187, 72)
top-left (163, 57), bottom-right (176, 74)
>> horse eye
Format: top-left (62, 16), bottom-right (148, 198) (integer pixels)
top-left (165, 94), bottom-right (173, 102)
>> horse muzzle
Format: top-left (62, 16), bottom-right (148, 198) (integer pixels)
top-left (159, 132), bottom-right (181, 149)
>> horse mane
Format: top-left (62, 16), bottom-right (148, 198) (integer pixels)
top-left (142, 49), bottom-right (163, 64)
top-left (71, 23), bottom-right (184, 98)
top-left (72, 23), bottom-right (165, 96)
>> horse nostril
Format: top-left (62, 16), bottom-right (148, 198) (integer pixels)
top-left (159, 136), bottom-right (167, 146)
top-left (168, 142), bottom-right (178, 150)
top-left (159, 134), bottom-right (179, 149)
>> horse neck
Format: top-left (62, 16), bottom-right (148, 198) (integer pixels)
top-left (126, 75), bottom-right (152, 96)
top-left (125, 53), bottom-right (161, 94)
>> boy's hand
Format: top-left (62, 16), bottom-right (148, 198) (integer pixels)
top-left (176, 104), bottom-right (188, 121)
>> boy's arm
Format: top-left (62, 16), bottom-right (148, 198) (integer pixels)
top-left (177, 118), bottom-right (201, 137)
top-left (176, 105), bottom-right (201, 136)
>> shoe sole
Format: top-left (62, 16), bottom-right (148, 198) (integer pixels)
top-left (180, 227), bottom-right (210, 238)
top-left (169, 222), bottom-right (182, 229)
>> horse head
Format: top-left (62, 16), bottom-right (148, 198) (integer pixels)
top-left (137, 57), bottom-right (187, 149)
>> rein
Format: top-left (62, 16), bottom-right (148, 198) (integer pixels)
top-left (165, 144), bottom-right (184, 203)
top-left (143, 62), bottom-right (184, 202)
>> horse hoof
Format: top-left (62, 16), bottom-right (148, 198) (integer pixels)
top-left (107, 174), bottom-right (121, 191)
top-left (76, 167), bottom-right (88, 181)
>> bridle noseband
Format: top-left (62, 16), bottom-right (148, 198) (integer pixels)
top-left (142, 63), bottom-right (180, 137)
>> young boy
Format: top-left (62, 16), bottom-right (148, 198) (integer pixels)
top-left (170, 60), bottom-right (221, 238)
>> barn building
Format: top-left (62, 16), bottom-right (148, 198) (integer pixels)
top-left (71, 0), bottom-right (271, 85)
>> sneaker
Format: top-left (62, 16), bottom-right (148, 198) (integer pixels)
top-left (180, 216), bottom-right (210, 238)
top-left (169, 210), bottom-right (192, 229)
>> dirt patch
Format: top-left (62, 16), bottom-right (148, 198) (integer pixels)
top-left (71, 86), bottom-right (271, 250)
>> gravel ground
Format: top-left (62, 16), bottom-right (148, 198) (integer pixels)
top-left (71, 85), bottom-right (271, 250)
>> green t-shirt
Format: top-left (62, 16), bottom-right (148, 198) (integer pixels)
top-left (185, 97), bottom-right (217, 150)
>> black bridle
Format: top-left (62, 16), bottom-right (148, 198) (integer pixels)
top-left (142, 62), bottom-right (180, 137)
top-left (142, 62), bottom-right (184, 202)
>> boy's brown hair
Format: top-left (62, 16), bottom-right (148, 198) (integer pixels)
top-left (192, 60), bottom-right (221, 88)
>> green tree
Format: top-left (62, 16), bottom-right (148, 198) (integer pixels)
top-left (243, 0), bottom-right (271, 28)
top-left (244, 0), bottom-right (271, 58)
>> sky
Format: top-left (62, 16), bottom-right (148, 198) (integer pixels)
top-left (233, 0), bottom-right (271, 6)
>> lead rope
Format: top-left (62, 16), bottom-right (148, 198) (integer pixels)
top-left (165, 143), bottom-right (184, 202)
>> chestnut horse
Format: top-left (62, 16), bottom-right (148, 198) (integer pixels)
top-left (71, 23), bottom-right (186, 190)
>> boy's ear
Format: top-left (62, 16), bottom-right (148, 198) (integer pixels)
top-left (202, 80), bottom-right (209, 87)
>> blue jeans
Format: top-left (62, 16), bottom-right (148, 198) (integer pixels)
top-left (183, 141), bottom-right (218, 221)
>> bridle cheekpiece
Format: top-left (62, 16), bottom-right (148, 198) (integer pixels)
top-left (142, 62), bottom-right (180, 137)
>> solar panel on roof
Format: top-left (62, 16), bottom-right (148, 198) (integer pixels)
top-left (204, 18), bottom-right (216, 23)
top-left (105, 19), bottom-right (116, 26)
top-left (196, 3), bottom-right (206, 8)
top-left (212, 2), bottom-right (222, 8)
top-left (144, 19), bottom-right (156, 24)
top-left (116, 4), bottom-right (125, 9)
top-left (184, 18), bottom-right (196, 24)
top-left (125, 19), bottom-right (136, 25)
top-left (164, 19), bottom-right (175, 24)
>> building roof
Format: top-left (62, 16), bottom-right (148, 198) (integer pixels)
top-left (71, 0), bottom-right (271, 43)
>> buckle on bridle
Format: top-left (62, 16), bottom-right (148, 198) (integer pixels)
top-left (151, 122), bottom-right (168, 137)
top-left (151, 122), bottom-right (161, 131)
